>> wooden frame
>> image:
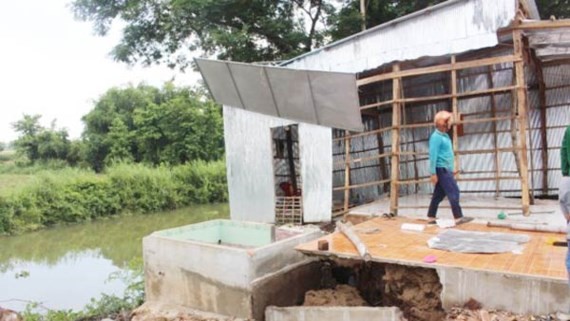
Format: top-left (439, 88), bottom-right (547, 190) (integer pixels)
top-left (334, 51), bottom-right (535, 216)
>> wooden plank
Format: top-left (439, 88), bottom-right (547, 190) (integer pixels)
top-left (334, 152), bottom-right (391, 167)
top-left (531, 52), bottom-right (549, 195)
top-left (357, 55), bottom-right (520, 86)
top-left (513, 29), bottom-right (531, 215)
top-left (390, 64), bottom-right (401, 215)
top-left (528, 31), bottom-right (570, 47)
top-left (360, 100), bottom-right (394, 110)
top-left (396, 176), bottom-right (521, 185)
top-left (514, 19), bottom-right (570, 30)
top-left (332, 126), bottom-right (392, 142)
top-left (536, 46), bottom-right (570, 58)
top-left (389, 85), bottom-right (517, 104)
top-left (333, 179), bottom-right (392, 191)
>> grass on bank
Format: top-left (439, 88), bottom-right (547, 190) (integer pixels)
top-left (0, 160), bottom-right (228, 235)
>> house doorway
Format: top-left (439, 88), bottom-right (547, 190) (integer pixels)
top-left (271, 125), bottom-right (303, 224)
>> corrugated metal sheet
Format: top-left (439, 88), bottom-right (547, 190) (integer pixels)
top-left (283, 0), bottom-right (517, 73)
top-left (195, 59), bottom-right (363, 132)
top-left (223, 107), bottom-right (332, 223)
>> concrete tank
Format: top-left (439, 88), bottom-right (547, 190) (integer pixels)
top-left (143, 219), bottom-right (324, 320)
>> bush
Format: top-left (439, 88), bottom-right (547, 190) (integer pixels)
top-left (0, 161), bottom-right (227, 234)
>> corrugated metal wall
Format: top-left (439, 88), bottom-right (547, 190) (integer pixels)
top-left (333, 52), bottom-right (570, 207)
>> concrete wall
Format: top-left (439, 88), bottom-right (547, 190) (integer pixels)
top-left (265, 306), bottom-right (405, 321)
top-left (143, 226), bottom-right (324, 319)
top-left (224, 107), bottom-right (332, 224)
top-left (438, 268), bottom-right (570, 315)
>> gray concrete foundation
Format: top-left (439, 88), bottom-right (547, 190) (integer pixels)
top-left (143, 221), bottom-right (324, 320)
top-left (265, 306), bottom-right (405, 321)
top-left (438, 267), bottom-right (570, 315)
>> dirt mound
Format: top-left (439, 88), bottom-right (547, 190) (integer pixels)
top-left (382, 264), bottom-right (445, 321)
top-left (444, 306), bottom-right (559, 321)
top-left (303, 284), bottom-right (368, 307)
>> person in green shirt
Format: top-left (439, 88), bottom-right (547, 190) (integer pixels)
top-left (558, 125), bottom-right (570, 320)
top-left (559, 125), bottom-right (570, 285)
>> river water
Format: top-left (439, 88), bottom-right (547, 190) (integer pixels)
top-left (0, 204), bottom-right (229, 312)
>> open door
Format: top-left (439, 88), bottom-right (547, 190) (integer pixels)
top-left (271, 125), bottom-right (303, 224)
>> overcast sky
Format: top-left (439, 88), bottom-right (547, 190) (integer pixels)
top-left (0, 0), bottom-right (199, 143)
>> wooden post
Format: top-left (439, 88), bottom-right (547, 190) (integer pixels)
top-left (532, 55), bottom-right (549, 196)
top-left (390, 64), bottom-right (401, 215)
top-left (486, 66), bottom-right (502, 197)
top-left (285, 126), bottom-right (298, 194)
top-left (376, 114), bottom-right (390, 193)
top-left (450, 56), bottom-right (460, 174)
top-left (343, 130), bottom-right (351, 212)
top-left (513, 29), bottom-right (531, 215)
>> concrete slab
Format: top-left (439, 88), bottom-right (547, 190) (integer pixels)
top-left (349, 194), bottom-right (568, 232)
top-left (265, 306), bottom-right (405, 321)
top-left (296, 216), bottom-right (569, 315)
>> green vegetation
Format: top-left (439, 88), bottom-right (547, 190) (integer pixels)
top-left (0, 161), bottom-right (227, 235)
top-left (71, 0), bottom-right (565, 69)
top-left (83, 84), bottom-right (223, 172)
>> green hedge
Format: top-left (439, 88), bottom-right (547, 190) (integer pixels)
top-left (0, 161), bottom-right (227, 234)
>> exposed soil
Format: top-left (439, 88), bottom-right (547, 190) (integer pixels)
top-left (381, 264), bottom-right (446, 321)
top-left (303, 284), bottom-right (368, 307)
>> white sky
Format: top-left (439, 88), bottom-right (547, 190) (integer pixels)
top-left (0, 0), bottom-right (200, 143)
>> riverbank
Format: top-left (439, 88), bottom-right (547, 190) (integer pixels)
top-left (0, 204), bottom-right (229, 318)
top-left (0, 161), bottom-right (227, 234)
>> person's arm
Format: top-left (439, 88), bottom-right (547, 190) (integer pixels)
top-left (429, 133), bottom-right (440, 184)
top-left (562, 126), bottom-right (570, 176)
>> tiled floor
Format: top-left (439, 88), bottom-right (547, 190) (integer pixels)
top-left (296, 216), bottom-right (568, 281)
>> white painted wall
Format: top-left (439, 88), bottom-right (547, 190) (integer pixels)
top-left (224, 107), bottom-right (332, 223)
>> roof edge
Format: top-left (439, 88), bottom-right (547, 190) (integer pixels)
top-left (280, 0), bottom-right (468, 67)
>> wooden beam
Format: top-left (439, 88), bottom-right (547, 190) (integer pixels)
top-left (513, 29), bottom-right (531, 215)
top-left (333, 179), bottom-right (392, 191)
top-left (513, 19), bottom-right (570, 30)
top-left (390, 64), bottom-right (401, 215)
top-left (361, 85), bottom-right (517, 111)
top-left (357, 55), bottom-right (520, 86)
top-left (332, 126), bottom-right (392, 142)
top-left (532, 52), bottom-right (549, 196)
top-left (528, 31), bottom-right (570, 47)
top-left (334, 152), bottom-right (391, 167)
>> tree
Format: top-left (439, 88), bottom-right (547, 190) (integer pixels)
top-left (72, 0), bottom-right (570, 70)
top-left (105, 118), bottom-right (134, 165)
top-left (12, 115), bottom-right (80, 165)
top-left (71, 0), bottom-right (333, 68)
top-left (535, 0), bottom-right (570, 19)
top-left (12, 114), bottom-right (43, 162)
top-left (328, 0), bottom-right (446, 41)
top-left (82, 84), bottom-right (224, 171)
